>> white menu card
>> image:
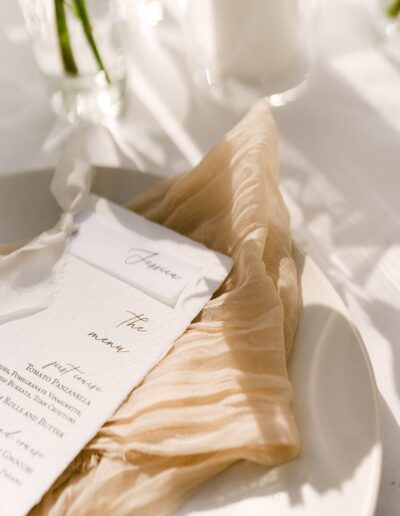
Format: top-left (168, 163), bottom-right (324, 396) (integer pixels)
top-left (0, 196), bottom-right (232, 516)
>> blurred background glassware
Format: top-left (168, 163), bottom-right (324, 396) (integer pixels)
top-left (180, 0), bottom-right (318, 109)
top-left (376, 0), bottom-right (400, 66)
top-left (20, 0), bottom-right (127, 122)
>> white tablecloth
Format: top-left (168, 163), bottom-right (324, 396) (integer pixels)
top-left (0, 1), bottom-right (399, 514)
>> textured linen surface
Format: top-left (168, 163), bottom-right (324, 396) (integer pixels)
top-left (30, 100), bottom-right (300, 515)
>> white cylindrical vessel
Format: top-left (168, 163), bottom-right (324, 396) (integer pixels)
top-left (181, 0), bottom-right (315, 108)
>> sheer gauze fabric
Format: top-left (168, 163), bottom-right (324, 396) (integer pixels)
top-left (31, 100), bottom-right (300, 516)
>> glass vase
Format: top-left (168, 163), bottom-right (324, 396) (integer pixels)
top-left (20, 0), bottom-right (126, 122)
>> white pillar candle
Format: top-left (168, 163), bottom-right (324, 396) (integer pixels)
top-left (184, 0), bottom-right (300, 80)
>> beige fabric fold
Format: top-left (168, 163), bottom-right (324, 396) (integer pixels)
top-left (31, 100), bottom-right (299, 516)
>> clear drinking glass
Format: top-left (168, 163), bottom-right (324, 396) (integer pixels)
top-left (20, 0), bottom-right (126, 121)
top-left (180, 0), bottom-right (317, 109)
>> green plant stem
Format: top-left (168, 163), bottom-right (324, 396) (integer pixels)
top-left (55, 0), bottom-right (78, 75)
top-left (73, 0), bottom-right (111, 83)
top-left (387, 0), bottom-right (400, 18)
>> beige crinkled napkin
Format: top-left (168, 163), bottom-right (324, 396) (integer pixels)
top-left (31, 100), bottom-right (299, 516)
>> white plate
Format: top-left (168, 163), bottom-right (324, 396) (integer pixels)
top-left (0, 168), bottom-right (382, 516)
top-left (177, 244), bottom-right (382, 516)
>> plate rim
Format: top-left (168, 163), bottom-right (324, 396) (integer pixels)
top-left (293, 242), bottom-right (382, 516)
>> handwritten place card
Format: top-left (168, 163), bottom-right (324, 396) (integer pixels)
top-left (0, 196), bottom-right (232, 516)
top-left (70, 205), bottom-right (200, 307)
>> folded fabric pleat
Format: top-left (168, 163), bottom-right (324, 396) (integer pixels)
top-left (31, 100), bottom-right (299, 516)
